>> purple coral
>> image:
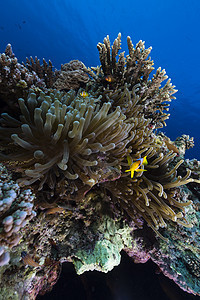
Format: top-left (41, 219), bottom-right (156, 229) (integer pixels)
top-left (0, 44), bottom-right (46, 113)
top-left (0, 164), bottom-right (36, 266)
top-left (0, 247), bottom-right (10, 266)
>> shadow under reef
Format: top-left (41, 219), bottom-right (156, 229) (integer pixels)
top-left (37, 251), bottom-right (199, 300)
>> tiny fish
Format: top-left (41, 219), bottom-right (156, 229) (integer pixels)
top-left (80, 91), bottom-right (88, 97)
top-left (164, 139), bottom-right (179, 156)
top-left (104, 75), bottom-right (115, 83)
top-left (21, 251), bottom-right (40, 267)
top-left (148, 123), bottom-right (155, 129)
top-left (45, 207), bottom-right (65, 215)
top-left (125, 155), bottom-right (148, 178)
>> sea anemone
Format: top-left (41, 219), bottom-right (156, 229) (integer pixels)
top-left (0, 89), bottom-right (133, 193)
top-left (83, 33), bottom-right (200, 238)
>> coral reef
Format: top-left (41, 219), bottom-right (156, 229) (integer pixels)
top-left (175, 134), bottom-right (194, 156)
top-left (84, 33), bottom-right (176, 128)
top-left (0, 44), bottom-right (46, 110)
top-left (0, 186), bottom-right (134, 299)
top-left (25, 56), bottom-right (60, 88)
top-left (73, 215), bottom-right (133, 274)
top-left (53, 60), bottom-right (89, 90)
top-left (0, 33), bottom-right (199, 299)
top-left (0, 164), bottom-right (36, 267)
top-left (150, 185), bottom-right (200, 295)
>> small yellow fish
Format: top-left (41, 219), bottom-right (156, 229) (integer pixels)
top-left (104, 75), bottom-right (115, 83)
top-left (80, 91), bottom-right (88, 97)
top-left (125, 155), bottom-right (148, 178)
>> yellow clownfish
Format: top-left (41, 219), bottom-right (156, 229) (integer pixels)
top-left (125, 155), bottom-right (148, 178)
top-left (80, 91), bottom-right (89, 98)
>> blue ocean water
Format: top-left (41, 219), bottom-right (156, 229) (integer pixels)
top-left (0, 0), bottom-right (199, 160)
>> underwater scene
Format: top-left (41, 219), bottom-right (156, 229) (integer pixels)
top-left (0, 0), bottom-right (200, 299)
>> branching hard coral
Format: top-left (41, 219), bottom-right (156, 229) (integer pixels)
top-left (25, 56), bottom-right (60, 88)
top-left (96, 33), bottom-right (126, 83)
top-left (53, 60), bottom-right (89, 90)
top-left (0, 89), bottom-right (133, 194)
top-left (84, 33), bottom-right (177, 129)
top-left (175, 134), bottom-right (194, 157)
top-left (0, 44), bottom-right (46, 107)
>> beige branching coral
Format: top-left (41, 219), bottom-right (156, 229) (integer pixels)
top-left (0, 44), bottom-right (46, 104)
top-left (175, 134), bottom-right (194, 155)
top-left (84, 33), bottom-right (177, 128)
top-left (25, 56), bottom-right (60, 88)
top-left (96, 33), bottom-right (126, 81)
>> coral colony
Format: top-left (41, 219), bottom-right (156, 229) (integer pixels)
top-left (0, 33), bottom-right (200, 298)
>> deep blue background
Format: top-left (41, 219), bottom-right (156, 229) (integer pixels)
top-left (0, 0), bottom-right (199, 159)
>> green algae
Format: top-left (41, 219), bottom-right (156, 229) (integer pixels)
top-left (0, 287), bottom-right (19, 300)
top-left (73, 216), bottom-right (132, 274)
